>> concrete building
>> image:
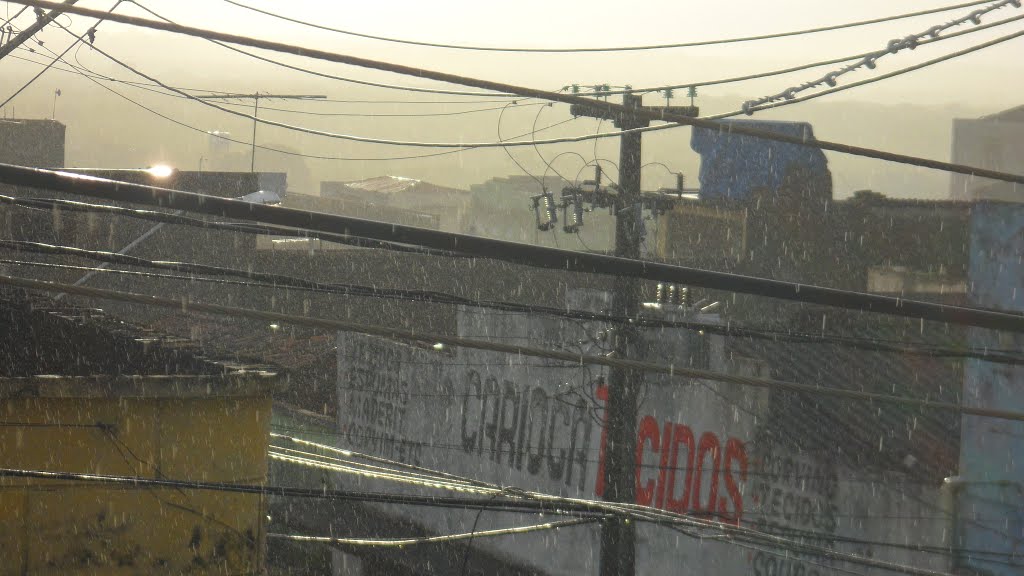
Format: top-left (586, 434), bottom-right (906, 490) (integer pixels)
top-left (0, 118), bottom-right (65, 168)
top-left (949, 104), bottom-right (1024, 201)
top-left (322, 176), bottom-right (472, 233)
top-left (0, 290), bottom-right (283, 574)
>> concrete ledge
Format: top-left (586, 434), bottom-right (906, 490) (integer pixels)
top-left (0, 372), bottom-right (285, 399)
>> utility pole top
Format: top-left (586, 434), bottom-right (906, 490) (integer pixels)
top-left (570, 96), bottom-right (699, 129)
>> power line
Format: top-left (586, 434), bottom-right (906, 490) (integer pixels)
top-left (220, 0), bottom-right (997, 53)
top-left (741, 0), bottom-right (1022, 113)
top-left (0, 194), bottom-right (461, 255)
top-left (740, 25), bottom-right (1024, 116)
top-left (132, 1), bottom-right (514, 99)
top-left (15, 8), bottom-right (1024, 109)
top-left (9, 40), bottom-right (578, 162)
top-left (2, 273), bottom-right (1023, 424)
top-left (272, 429), bottom-right (1022, 559)
top-left (268, 518), bottom-right (599, 548)
top-left (59, 33), bottom-right (632, 151)
top-left (587, 12), bottom-right (1024, 97)
top-left (0, 4), bottom-right (28, 29)
top-left (4, 165), bottom-right (1022, 332)
top-left (15, 0), bottom-right (1024, 186)
top-left (8, 47), bottom-right (516, 105)
top-left (6, 231), bottom-right (1021, 365)
top-left (0, 0), bottom-right (123, 108)
top-left (5, 197), bottom-right (1024, 365)
top-left (0, 464), bottom-right (953, 575)
top-left (269, 449), bottom-right (499, 495)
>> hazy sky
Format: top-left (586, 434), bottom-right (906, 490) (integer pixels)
top-left (2, 0), bottom-right (1022, 195)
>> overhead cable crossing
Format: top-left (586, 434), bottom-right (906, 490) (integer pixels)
top-left (11, 0), bottom-right (1024, 186)
top-left (2, 165), bottom-right (1022, 332)
top-left (220, 0), bottom-right (997, 53)
top-left (741, 0), bottom-right (1023, 113)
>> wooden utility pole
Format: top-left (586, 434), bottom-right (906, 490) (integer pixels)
top-left (193, 92), bottom-right (326, 172)
top-left (0, 0), bottom-right (79, 61)
top-left (570, 91), bottom-right (697, 576)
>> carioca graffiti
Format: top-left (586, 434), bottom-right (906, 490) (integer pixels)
top-left (594, 385), bottom-right (749, 523)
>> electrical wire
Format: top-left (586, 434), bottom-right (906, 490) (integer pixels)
top-left (302, 439), bottom-right (1005, 575)
top-left (496, 101), bottom-right (545, 191)
top-left (132, 1), bottom-right (513, 98)
top-left (269, 444), bottom-right (495, 493)
top-left (14, 38), bottom-right (581, 162)
top-left (0, 194), bottom-right (462, 255)
top-left (268, 450), bottom-right (499, 495)
top-left (0, 4), bottom-right (27, 29)
top-left (268, 517), bottom-right (599, 547)
top-left (0, 0), bottom-right (123, 108)
top-left (531, 103), bottom-right (572, 184)
top-left (8, 46), bottom-right (519, 106)
top-left (591, 11), bottom-right (1024, 97)
top-left (6, 232), bottom-right (1019, 365)
top-left (0, 461), bottom-right (959, 576)
top-left (741, 0), bottom-right (1022, 113)
top-left (16, 7), bottom-right (1024, 108)
top-left (220, 0), bottom-right (997, 53)
top-left (4, 166), bottom-right (1023, 333)
top-left (3, 273), bottom-right (1024, 425)
top-left (739, 26), bottom-right (1024, 116)
top-left (17, 0), bottom-right (1024, 186)
top-left (275, 425), bottom-right (952, 489)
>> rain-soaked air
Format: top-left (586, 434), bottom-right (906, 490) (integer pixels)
top-left (1, 1), bottom-right (1023, 574)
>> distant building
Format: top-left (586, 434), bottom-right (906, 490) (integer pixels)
top-left (0, 118), bottom-right (65, 168)
top-left (56, 167), bottom-right (286, 199)
top-left (690, 119), bottom-right (831, 203)
top-left (949, 104), bottom-right (1024, 201)
top-left (322, 176), bottom-right (471, 233)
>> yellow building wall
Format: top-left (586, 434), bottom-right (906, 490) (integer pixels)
top-left (0, 395), bottom-right (272, 575)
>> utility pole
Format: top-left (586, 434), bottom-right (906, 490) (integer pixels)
top-left (193, 93), bottom-right (326, 172)
top-left (570, 90), bottom-right (697, 576)
top-left (0, 0), bottom-right (79, 61)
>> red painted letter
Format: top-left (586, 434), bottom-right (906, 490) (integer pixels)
top-left (665, 424), bottom-right (695, 513)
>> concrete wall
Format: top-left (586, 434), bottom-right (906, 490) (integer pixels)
top-left (0, 384), bottom-right (273, 575)
top-left (949, 117), bottom-right (1024, 201)
top-left (0, 119), bottom-right (65, 168)
top-left (335, 297), bottom-right (951, 575)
